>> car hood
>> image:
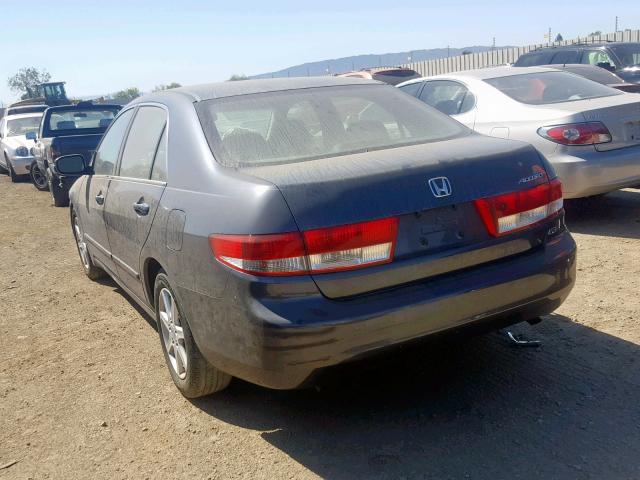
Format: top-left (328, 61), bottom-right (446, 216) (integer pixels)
top-left (2, 135), bottom-right (34, 150)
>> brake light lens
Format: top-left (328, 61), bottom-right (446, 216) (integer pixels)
top-left (538, 122), bottom-right (611, 145)
top-left (474, 179), bottom-right (563, 237)
top-left (210, 217), bottom-right (398, 276)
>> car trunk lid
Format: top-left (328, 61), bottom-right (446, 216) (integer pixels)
top-left (242, 135), bottom-right (557, 298)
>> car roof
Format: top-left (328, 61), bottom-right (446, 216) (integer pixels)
top-left (152, 77), bottom-right (382, 102)
top-left (45, 103), bottom-right (121, 112)
top-left (4, 112), bottom-right (43, 120)
top-left (435, 65), bottom-right (556, 80)
top-left (526, 42), bottom-right (638, 50)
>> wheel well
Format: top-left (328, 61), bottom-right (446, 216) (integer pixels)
top-left (145, 258), bottom-right (164, 307)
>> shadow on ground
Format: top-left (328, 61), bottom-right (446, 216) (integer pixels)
top-left (194, 316), bottom-right (640, 479)
top-left (565, 188), bottom-right (640, 239)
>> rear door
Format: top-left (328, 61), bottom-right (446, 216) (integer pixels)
top-left (104, 105), bottom-right (168, 300)
top-left (81, 108), bottom-right (136, 274)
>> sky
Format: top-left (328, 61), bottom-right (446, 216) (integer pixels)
top-left (1, 0), bottom-right (638, 104)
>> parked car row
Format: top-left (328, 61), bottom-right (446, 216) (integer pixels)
top-left (6, 57), bottom-right (637, 399)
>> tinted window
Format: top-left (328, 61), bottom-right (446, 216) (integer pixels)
top-left (559, 66), bottom-right (622, 85)
top-left (550, 50), bottom-right (580, 64)
top-left (398, 82), bottom-right (423, 97)
top-left (150, 127), bottom-right (168, 181)
top-left (610, 44), bottom-right (640, 66)
top-left (93, 109), bottom-right (135, 176)
top-left (485, 71), bottom-right (621, 105)
top-left (581, 50), bottom-right (617, 68)
top-left (196, 85), bottom-right (468, 167)
top-left (514, 51), bottom-right (555, 66)
top-left (119, 107), bottom-right (167, 179)
top-left (418, 80), bottom-right (475, 115)
top-left (48, 108), bottom-right (120, 132)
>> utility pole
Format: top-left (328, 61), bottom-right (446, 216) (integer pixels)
top-left (491, 37), bottom-right (496, 51)
top-left (615, 16), bottom-right (619, 32)
top-left (447, 45), bottom-right (450, 57)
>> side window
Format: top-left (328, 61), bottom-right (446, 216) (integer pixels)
top-left (150, 127), bottom-right (168, 181)
top-left (515, 51), bottom-right (554, 66)
top-left (119, 106), bottom-right (167, 179)
top-left (550, 50), bottom-right (580, 64)
top-left (93, 108), bottom-right (135, 176)
top-left (419, 81), bottom-right (474, 115)
top-left (581, 50), bottom-right (617, 68)
top-left (398, 82), bottom-right (423, 97)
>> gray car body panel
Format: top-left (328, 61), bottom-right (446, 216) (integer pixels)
top-left (69, 77), bottom-right (576, 389)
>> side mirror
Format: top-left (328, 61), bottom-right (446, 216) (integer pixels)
top-left (56, 154), bottom-right (91, 175)
top-left (26, 131), bottom-right (38, 141)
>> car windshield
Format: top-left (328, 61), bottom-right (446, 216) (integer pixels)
top-left (485, 71), bottom-right (622, 105)
top-left (6, 116), bottom-right (41, 136)
top-left (196, 84), bottom-right (469, 167)
top-left (48, 108), bottom-right (119, 132)
top-left (610, 44), bottom-right (640, 67)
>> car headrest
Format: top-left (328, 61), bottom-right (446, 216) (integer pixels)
top-left (57, 121), bottom-right (76, 129)
top-left (220, 128), bottom-right (271, 162)
top-left (99, 118), bottom-right (113, 128)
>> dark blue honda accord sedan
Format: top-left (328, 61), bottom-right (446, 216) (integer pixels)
top-left (60, 77), bottom-right (576, 397)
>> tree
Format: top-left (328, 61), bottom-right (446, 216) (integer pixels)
top-left (112, 87), bottom-right (141, 102)
top-left (461, 50), bottom-right (472, 56)
top-left (555, 33), bottom-right (564, 42)
top-left (228, 74), bottom-right (248, 81)
top-left (7, 67), bottom-right (51, 99)
top-left (589, 30), bottom-right (602, 37)
top-left (153, 82), bottom-right (182, 92)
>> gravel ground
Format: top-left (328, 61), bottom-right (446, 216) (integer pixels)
top-left (1, 174), bottom-right (639, 480)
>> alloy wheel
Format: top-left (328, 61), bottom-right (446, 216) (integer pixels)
top-left (158, 288), bottom-right (188, 379)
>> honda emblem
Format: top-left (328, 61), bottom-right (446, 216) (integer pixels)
top-left (428, 177), bottom-right (452, 198)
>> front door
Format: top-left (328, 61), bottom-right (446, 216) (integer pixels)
top-left (104, 106), bottom-right (168, 301)
top-left (81, 108), bottom-right (136, 274)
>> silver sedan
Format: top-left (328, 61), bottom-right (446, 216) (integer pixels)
top-left (398, 66), bottom-right (640, 199)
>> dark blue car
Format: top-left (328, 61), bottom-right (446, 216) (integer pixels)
top-left (58, 77), bottom-right (576, 397)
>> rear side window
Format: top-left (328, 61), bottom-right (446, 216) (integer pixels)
top-left (119, 107), bottom-right (167, 179)
top-left (93, 109), bottom-right (135, 176)
top-left (581, 50), bottom-right (617, 69)
top-left (418, 80), bottom-right (475, 115)
top-left (485, 71), bottom-right (621, 105)
top-left (550, 50), bottom-right (580, 64)
top-left (196, 84), bottom-right (468, 167)
top-left (514, 51), bottom-right (555, 66)
top-left (398, 82), bottom-right (423, 97)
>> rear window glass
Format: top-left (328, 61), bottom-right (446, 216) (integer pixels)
top-left (196, 84), bottom-right (468, 167)
top-left (485, 71), bottom-right (621, 105)
top-left (6, 116), bottom-right (41, 136)
top-left (48, 108), bottom-right (120, 132)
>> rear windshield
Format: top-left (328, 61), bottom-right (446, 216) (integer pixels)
top-left (6, 116), bottom-right (41, 136)
top-left (485, 71), bottom-right (621, 105)
top-left (196, 84), bottom-right (469, 167)
top-left (559, 66), bottom-right (623, 85)
top-left (48, 108), bottom-right (120, 132)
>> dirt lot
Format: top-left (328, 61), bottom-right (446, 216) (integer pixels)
top-left (1, 174), bottom-right (639, 480)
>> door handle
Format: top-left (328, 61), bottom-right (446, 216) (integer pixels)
top-left (133, 200), bottom-right (150, 216)
top-left (95, 192), bottom-right (105, 205)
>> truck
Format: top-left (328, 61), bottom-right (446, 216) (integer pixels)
top-left (29, 102), bottom-right (122, 206)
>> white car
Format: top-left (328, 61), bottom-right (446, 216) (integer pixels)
top-left (0, 112), bottom-right (42, 182)
top-left (398, 66), bottom-right (640, 199)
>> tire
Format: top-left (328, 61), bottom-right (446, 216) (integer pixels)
top-left (71, 210), bottom-right (106, 280)
top-left (154, 271), bottom-right (231, 398)
top-left (8, 159), bottom-right (21, 183)
top-left (30, 162), bottom-right (49, 191)
top-left (49, 174), bottom-right (69, 207)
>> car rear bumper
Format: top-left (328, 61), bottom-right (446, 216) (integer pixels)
top-left (550, 146), bottom-right (640, 198)
top-left (9, 155), bottom-right (35, 175)
top-left (180, 229), bottom-right (576, 390)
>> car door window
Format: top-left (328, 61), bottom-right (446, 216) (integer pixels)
top-left (150, 127), bottom-right (168, 181)
top-left (118, 106), bottom-right (167, 179)
top-left (550, 50), bottom-right (580, 64)
top-left (419, 80), bottom-right (474, 115)
top-left (93, 108), bottom-right (135, 175)
top-left (398, 82), bottom-right (423, 97)
top-left (581, 50), bottom-right (617, 69)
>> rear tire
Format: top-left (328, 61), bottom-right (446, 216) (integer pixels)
top-left (154, 271), bottom-right (231, 398)
top-left (30, 162), bottom-right (49, 191)
top-left (49, 175), bottom-right (69, 207)
top-left (71, 210), bottom-right (106, 280)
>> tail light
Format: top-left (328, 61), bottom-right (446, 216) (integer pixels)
top-left (538, 122), bottom-right (611, 145)
top-left (474, 179), bottom-right (563, 237)
top-left (210, 217), bottom-right (398, 276)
